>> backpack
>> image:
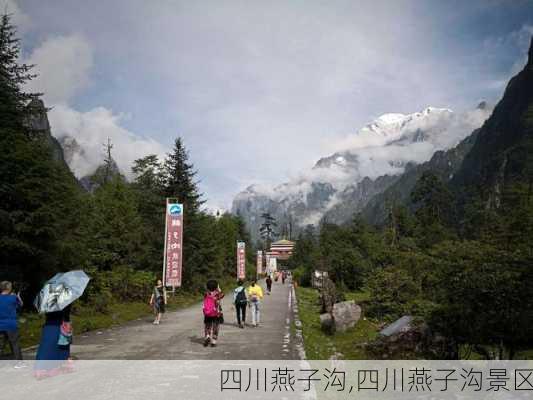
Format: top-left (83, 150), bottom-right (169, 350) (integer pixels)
top-left (203, 293), bottom-right (218, 317)
top-left (235, 288), bottom-right (247, 305)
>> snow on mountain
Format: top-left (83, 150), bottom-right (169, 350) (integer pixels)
top-left (232, 104), bottom-right (492, 240)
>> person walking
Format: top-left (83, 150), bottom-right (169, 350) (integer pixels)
top-left (202, 279), bottom-right (224, 347)
top-left (0, 281), bottom-right (25, 368)
top-left (265, 275), bottom-right (272, 294)
top-left (247, 280), bottom-right (264, 327)
top-left (149, 279), bottom-right (167, 325)
top-left (233, 280), bottom-right (247, 328)
top-left (281, 271), bottom-right (286, 284)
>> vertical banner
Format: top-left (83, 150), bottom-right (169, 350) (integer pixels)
top-left (256, 251), bottom-right (263, 276)
top-left (265, 253), bottom-right (271, 275)
top-left (237, 241), bottom-right (246, 279)
top-left (163, 201), bottom-right (184, 287)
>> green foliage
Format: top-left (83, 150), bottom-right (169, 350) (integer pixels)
top-left (365, 267), bottom-right (419, 321)
top-left (0, 13), bottom-right (39, 132)
top-left (411, 171), bottom-right (455, 246)
top-left (82, 266), bottom-right (155, 313)
top-left (288, 225), bottom-right (317, 286)
top-left (296, 286), bottom-right (379, 359)
top-left (163, 138), bottom-right (203, 214)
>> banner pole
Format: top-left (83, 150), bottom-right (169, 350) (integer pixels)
top-left (162, 198), bottom-right (169, 287)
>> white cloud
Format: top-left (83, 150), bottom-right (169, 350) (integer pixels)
top-left (23, 32), bottom-right (169, 180)
top-left (25, 34), bottom-right (93, 104)
top-left (48, 104), bottom-right (167, 179)
top-left (2, 0), bottom-right (30, 32)
top-left (17, 1), bottom-right (530, 208)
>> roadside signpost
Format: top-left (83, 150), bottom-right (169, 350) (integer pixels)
top-left (163, 199), bottom-right (183, 288)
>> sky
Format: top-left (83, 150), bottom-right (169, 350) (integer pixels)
top-left (6, 0), bottom-right (533, 210)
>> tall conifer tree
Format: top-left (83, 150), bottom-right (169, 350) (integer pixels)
top-left (163, 138), bottom-right (203, 214)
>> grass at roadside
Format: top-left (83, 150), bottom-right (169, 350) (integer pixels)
top-left (296, 286), bottom-right (379, 360)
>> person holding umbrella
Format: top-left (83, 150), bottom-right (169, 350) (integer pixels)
top-left (33, 270), bottom-right (90, 378)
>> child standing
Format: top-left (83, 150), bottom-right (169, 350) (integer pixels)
top-left (203, 279), bottom-right (224, 347)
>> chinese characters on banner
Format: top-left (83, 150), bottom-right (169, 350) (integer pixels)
top-left (237, 241), bottom-right (246, 279)
top-left (164, 202), bottom-right (183, 287)
top-left (256, 251), bottom-right (263, 276)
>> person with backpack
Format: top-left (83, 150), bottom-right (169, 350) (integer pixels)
top-left (233, 280), bottom-right (248, 328)
top-left (247, 280), bottom-right (264, 327)
top-left (203, 279), bottom-right (224, 347)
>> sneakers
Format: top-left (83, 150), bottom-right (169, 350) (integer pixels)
top-left (210, 339), bottom-right (217, 347)
top-left (14, 362), bottom-right (27, 369)
top-left (203, 336), bottom-right (210, 347)
top-left (153, 320), bottom-right (160, 325)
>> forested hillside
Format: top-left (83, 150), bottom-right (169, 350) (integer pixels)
top-left (290, 38), bottom-right (533, 359)
top-left (0, 14), bottom-right (254, 312)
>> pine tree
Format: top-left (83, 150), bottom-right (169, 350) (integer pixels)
top-left (163, 138), bottom-right (203, 214)
top-left (131, 154), bottom-right (166, 271)
top-left (0, 13), bottom-right (39, 133)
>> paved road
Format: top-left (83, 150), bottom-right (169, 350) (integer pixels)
top-left (25, 280), bottom-right (302, 360)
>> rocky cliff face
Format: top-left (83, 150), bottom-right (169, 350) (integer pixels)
top-left (452, 37), bottom-right (533, 209)
top-left (23, 99), bottom-right (123, 192)
top-left (24, 99), bottom-right (67, 165)
top-left (233, 105), bottom-right (491, 241)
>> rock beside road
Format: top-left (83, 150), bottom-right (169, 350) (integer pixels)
top-left (332, 300), bottom-right (361, 332)
top-left (320, 300), bottom-right (362, 334)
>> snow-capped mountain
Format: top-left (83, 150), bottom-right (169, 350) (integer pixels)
top-left (232, 104), bottom-right (492, 241)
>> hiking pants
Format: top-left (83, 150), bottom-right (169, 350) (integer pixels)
top-left (235, 303), bottom-right (246, 325)
top-left (250, 301), bottom-right (260, 325)
top-left (1, 330), bottom-right (22, 360)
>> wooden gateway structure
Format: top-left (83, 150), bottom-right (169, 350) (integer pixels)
top-left (268, 239), bottom-right (295, 261)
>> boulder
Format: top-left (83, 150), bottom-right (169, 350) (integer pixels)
top-left (379, 315), bottom-right (413, 336)
top-left (320, 313), bottom-right (335, 335)
top-left (332, 300), bottom-right (361, 332)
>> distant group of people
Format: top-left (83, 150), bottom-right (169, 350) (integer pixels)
top-left (201, 278), bottom-right (265, 347)
top-left (149, 275), bottom-right (282, 348)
